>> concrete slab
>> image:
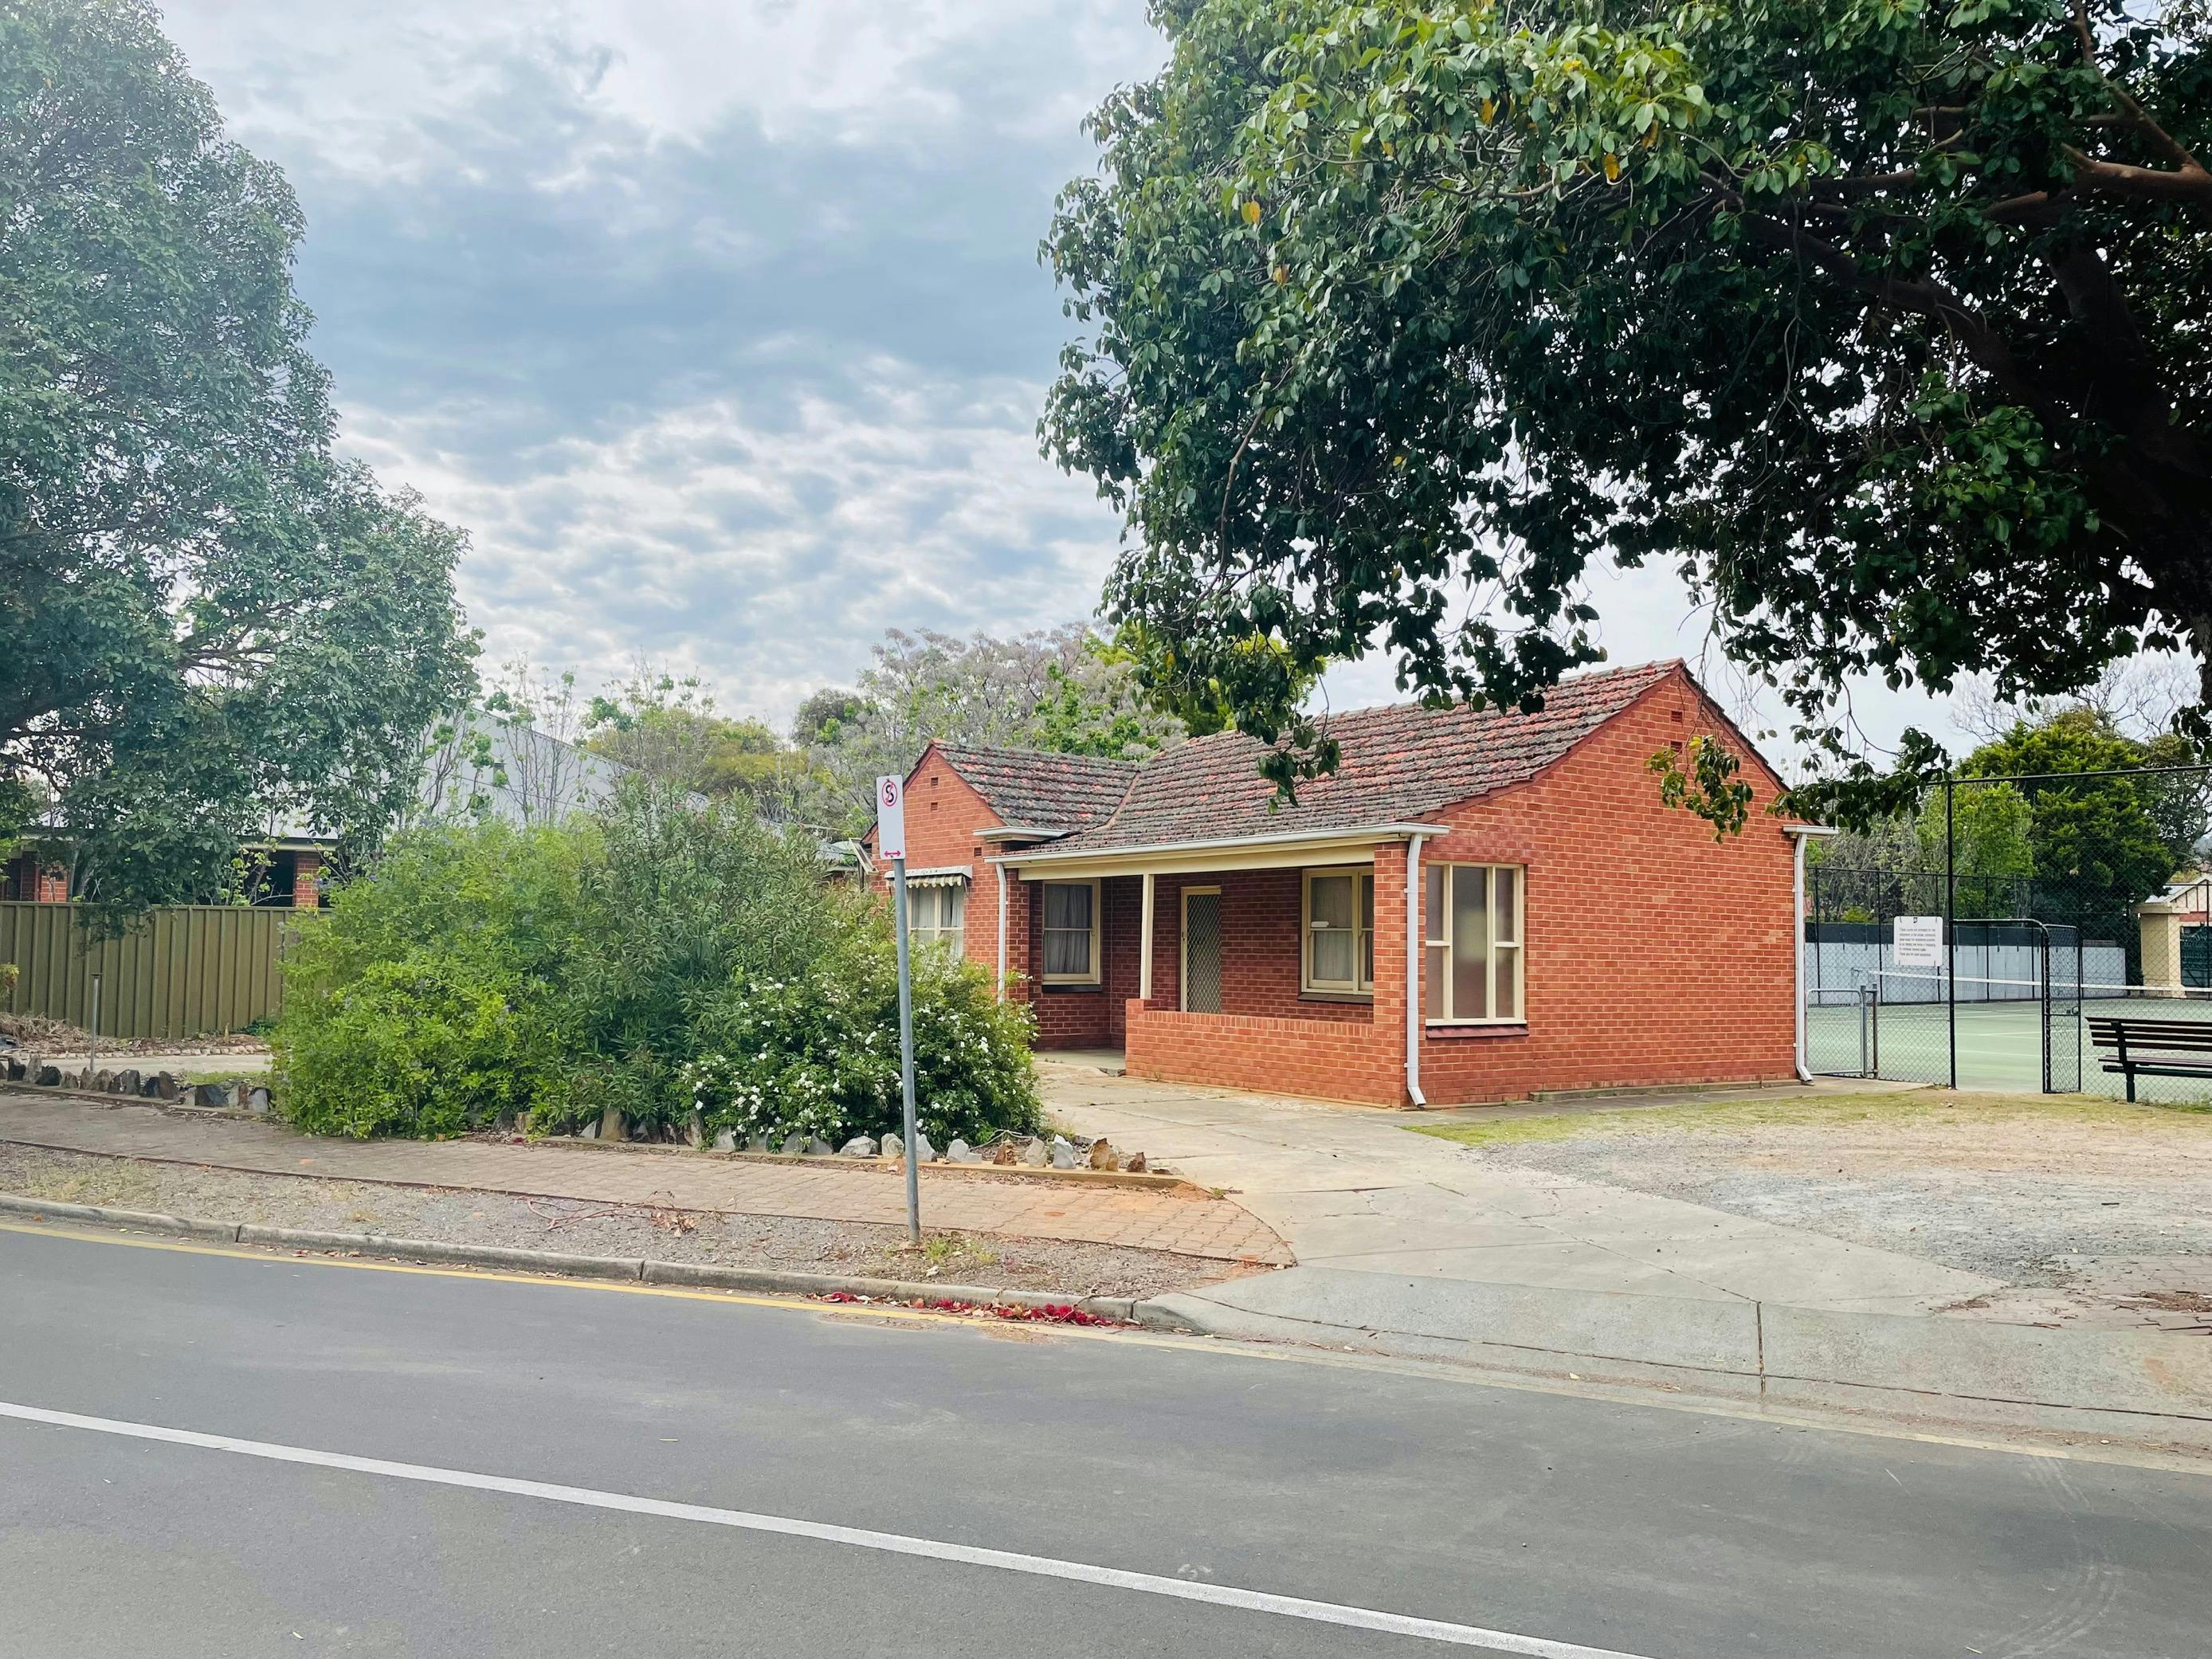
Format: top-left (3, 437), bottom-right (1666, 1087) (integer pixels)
top-left (1279, 1216), bottom-right (1561, 1258)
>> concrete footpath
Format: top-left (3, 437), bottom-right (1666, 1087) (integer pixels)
top-left (0, 1092), bottom-right (1288, 1265)
top-left (1043, 1060), bottom-right (2212, 1444)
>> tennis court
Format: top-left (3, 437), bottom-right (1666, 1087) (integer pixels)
top-left (1809, 975), bottom-right (2212, 1102)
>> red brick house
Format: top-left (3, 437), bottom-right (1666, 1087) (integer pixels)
top-left (866, 660), bottom-right (1806, 1107)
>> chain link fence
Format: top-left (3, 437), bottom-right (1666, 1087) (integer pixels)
top-left (1804, 765), bottom-right (2212, 1105)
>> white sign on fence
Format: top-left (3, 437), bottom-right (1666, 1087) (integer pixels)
top-left (1892, 915), bottom-right (1944, 969)
top-left (876, 775), bottom-right (907, 861)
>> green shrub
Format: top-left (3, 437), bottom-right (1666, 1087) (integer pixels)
top-left (536, 780), bottom-right (846, 1135)
top-left (684, 928), bottom-right (1040, 1149)
top-left (275, 953), bottom-right (564, 1137)
top-left (274, 821), bottom-right (579, 1138)
top-left (273, 783), bottom-right (1040, 1143)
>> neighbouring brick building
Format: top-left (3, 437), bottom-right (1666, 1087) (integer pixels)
top-left (867, 658), bottom-right (1812, 1108)
top-left (2, 842), bottom-right (326, 908)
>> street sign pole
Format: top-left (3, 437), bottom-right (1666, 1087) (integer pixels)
top-left (878, 776), bottom-right (921, 1247)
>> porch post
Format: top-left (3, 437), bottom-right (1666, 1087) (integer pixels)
top-left (1404, 834), bottom-right (1426, 1108)
top-left (1139, 872), bottom-right (1155, 1004)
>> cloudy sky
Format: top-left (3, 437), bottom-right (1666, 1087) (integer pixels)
top-left (160, 0), bottom-right (1964, 759)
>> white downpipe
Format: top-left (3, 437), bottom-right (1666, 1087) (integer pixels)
top-left (1793, 829), bottom-right (1810, 1081)
top-left (1405, 833), bottom-right (1428, 1108)
top-left (996, 869), bottom-right (1010, 1003)
top-left (1785, 825), bottom-right (1836, 1081)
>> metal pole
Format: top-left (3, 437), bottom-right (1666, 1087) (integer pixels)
top-left (1944, 775), bottom-right (1957, 1091)
top-left (892, 854), bottom-right (920, 1247)
top-left (2040, 925), bottom-right (2052, 1095)
top-left (88, 973), bottom-right (100, 1078)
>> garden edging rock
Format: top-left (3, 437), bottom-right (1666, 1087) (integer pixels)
top-left (526, 1132), bottom-right (1199, 1192)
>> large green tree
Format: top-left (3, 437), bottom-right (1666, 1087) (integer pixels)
top-left (1042, 0), bottom-right (2211, 797)
top-left (1, 0), bottom-right (474, 918)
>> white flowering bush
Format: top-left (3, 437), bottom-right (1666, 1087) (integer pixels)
top-left (685, 928), bottom-right (1040, 1148)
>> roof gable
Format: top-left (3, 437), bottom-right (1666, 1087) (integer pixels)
top-left (1045, 660), bottom-right (1684, 855)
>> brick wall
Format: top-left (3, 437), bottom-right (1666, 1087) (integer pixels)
top-left (1126, 1003), bottom-right (1401, 1100)
top-left (1407, 669), bottom-right (1796, 1104)
top-left (290, 850), bottom-right (322, 909)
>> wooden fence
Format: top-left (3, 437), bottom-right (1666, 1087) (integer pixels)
top-left (0, 903), bottom-right (290, 1041)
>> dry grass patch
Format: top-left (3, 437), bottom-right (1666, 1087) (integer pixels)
top-left (18, 1161), bottom-right (169, 1209)
top-left (1409, 1088), bottom-right (2212, 1151)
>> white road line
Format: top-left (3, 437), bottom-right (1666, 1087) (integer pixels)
top-left (1, 1398), bottom-right (1655, 1658)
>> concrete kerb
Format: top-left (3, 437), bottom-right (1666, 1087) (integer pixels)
top-left (1133, 1265), bottom-right (2212, 1445)
top-left (0, 1194), bottom-right (1128, 1318)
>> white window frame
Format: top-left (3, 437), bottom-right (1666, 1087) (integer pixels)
top-left (1040, 879), bottom-right (1102, 985)
top-left (1423, 863), bottom-right (1526, 1026)
top-left (909, 883), bottom-right (967, 959)
top-left (1302, 868), bottom-right (1375, 998)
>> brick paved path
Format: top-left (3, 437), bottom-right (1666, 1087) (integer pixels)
top-left (0, 1093), bottom-right (1288, 1265)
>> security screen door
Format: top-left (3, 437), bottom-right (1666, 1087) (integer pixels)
top-left (1182, 888), bottom-right (1222, 1014)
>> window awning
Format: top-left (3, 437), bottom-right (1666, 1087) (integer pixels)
top-left (897, 865), bottom-right (971, 889)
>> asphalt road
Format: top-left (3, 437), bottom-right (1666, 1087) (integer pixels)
top-left (1, 1223), bottom-right (2207, 1658)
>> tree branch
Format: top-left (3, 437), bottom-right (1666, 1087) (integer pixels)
top-left (2069, 0), bottom-right (2210, 183)
top-left (1712, 182), bottom-right (2052, 418)
top-left (2061, 147), bottom-right (2212, 205)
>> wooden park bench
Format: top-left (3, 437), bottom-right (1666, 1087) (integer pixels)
top-left (2087, 1015), bottom-right (2212, 1101)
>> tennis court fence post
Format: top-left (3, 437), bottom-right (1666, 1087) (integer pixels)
top-left (1944, 775), bottom-right (1957, 1091)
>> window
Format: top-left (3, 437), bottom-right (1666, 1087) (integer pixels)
top-left (1303, 869), bottom-right (1375, 995)
top-left (1423, 865), bottom-right (1524, 1023)
top-left (908, 884), bottom-right (966, 958)
top-left (1041, 880), bottom-right (1100, 983)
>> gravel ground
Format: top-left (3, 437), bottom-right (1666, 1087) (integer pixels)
top-left (1433, 1092), bottom-right (2212, 1330)
top-left (0, 1144), bottom-right (1237, 1301)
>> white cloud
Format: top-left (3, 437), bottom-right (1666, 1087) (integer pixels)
top-left (342, 370), bottom-right (1120, 722)
top-left (163, 0), bottom-right (1164, 182)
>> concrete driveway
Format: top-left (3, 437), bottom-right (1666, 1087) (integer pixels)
top-left (1042, 1057), bottom-right (1999, 1315)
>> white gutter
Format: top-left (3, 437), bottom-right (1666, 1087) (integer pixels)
top-left (990, 821), bottom-right (1452, 870)
top-left (1405, 832), bottom-right (1428, 1108)
top-left (1783, 824), bottom-right (1839, 1082)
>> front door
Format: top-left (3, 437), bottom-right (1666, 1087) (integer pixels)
top-left (1182, 888), bottom-right (1222, 1014)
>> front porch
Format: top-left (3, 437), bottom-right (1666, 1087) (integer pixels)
top-left (998, 834), bottom-right (1427, 1108)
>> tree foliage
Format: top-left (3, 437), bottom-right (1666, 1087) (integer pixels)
top-left (584, 665), bottom-right (806, 808)
top-left (1043, 0), bottom-right (2212, 804)
top-left (1963, 706), bottom-right (2203, 895)
top-left (790, 625), bottom-right (1187, 833)
top-left (1, 0), bottom-right (475, 919)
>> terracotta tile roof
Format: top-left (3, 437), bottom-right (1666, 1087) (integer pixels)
top-left (935, 743), bottom-right (1140, 833)
top-left (1044, 660), bottom-right (1684, 854)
